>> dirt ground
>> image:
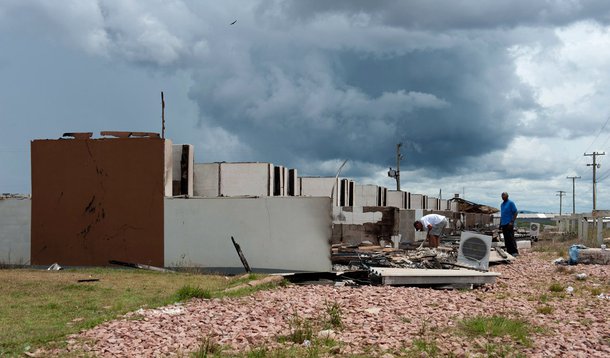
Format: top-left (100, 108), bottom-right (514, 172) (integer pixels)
top-left (57, 251), bottom-right (610, 357)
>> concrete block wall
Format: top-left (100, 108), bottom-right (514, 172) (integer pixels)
top-left (387, 190), bottom-right (407, 209)
top-left (299, 177), bottom-right (340, 206)
top-left (410, 194), bottom-right (424, 209)
top-left (194, 163), bottom-right (220, 197)
top-left (194, 162), bottom-right (273, 197)
top-left (427, 197), bottom-right (440, 210)
top-left (0, 197), bottom-right (30, 265)
top-left (353, 184), bottom-right (381, 207)
top-left (331, 206), bottom-right (399, 246)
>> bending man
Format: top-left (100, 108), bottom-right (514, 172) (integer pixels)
top-left (414, 214), bottom-right (448, 248)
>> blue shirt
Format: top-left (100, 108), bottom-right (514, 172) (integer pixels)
top-left (500, 199), bottom-right (517, 225)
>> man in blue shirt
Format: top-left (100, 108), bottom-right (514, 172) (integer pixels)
top-left (500, 192), bottom-right (519, 256)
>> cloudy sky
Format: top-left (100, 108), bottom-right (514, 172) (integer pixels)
top-left (2, 0), bottom-right (610, 213)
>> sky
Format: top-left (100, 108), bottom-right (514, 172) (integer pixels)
top-left (2, 0), bottom-right (610, 213)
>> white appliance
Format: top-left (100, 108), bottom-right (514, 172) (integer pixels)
top-left (529, 223), bottom-right (540, 240)
top-left (458, 231), bottom-right (492, 271)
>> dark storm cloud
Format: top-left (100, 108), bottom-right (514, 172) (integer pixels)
top-left (187, 10), bottom-right (539, 177)
top-left (281, 0), bottom-right (610, 29)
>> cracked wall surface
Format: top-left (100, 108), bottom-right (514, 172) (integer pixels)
top-left (31, 138), bottom-right (167, 266)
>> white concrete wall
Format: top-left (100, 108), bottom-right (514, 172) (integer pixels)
top-left (193, 163), bottom-right (219, 197)
top-left (299, 177), bottom-right (339, 206)
top-left (0, 198), bottom-right (31, 265)
top-left (353, 184), bottom-right (379, 207)
top-left (164, 197), bottom-right (332, 272)
top-left (410, 194), bottom-right (424, 209)
top-left (332, 206), bottom-right (383, 224)
top-left (194, 162), bottom-right (273, 197)
top-left (387, 190), bottom-right (406, 209)
top-left (221, 163), bottom-right (272, 197)
top-left (427, 197), bottom-right (439, 210)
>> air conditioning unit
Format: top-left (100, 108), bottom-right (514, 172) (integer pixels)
top-left (458, 231), bottom-right (492, 271)
top-left (529, 223), bottom-right (540, 240)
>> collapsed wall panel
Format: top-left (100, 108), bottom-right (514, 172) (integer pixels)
top-left (165, 197), bottom-right (332, 272)
top-left (31, 138), bottom-right (167, 266)
top-left (0, 197), bottom-right (31, 265)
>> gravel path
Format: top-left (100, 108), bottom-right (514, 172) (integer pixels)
top-left (61, 251), bottom-right (610, 357)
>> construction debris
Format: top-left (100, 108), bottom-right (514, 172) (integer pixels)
top-left (47, 263), bottom-right (62, 271)
top-left (108, 260), bottom-right (175, 273)
top-left (231, 236), bottom-right (252, 273)
top-left (330, 230), bottom-right (514, 288)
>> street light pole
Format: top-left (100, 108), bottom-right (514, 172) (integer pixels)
top-left (388, 143), bottom-right (403, 191)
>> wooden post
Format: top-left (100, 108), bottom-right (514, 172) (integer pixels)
top-left (161, 92), bottom-right (165, 139)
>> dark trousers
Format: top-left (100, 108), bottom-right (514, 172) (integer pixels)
top-left (501, 224), bottom-right (519, 255)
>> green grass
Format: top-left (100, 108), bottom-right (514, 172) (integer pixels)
top-left (549, 282), bottom-right (564, 292)
top-left (536, 305), bottom-right (554, 314)
top-left (0, 268), bottom-right (283, 356)
top-left (175, 285), bottom-right (212, 300)
top-left (457, 315), bottom-right (538, 347)
top-left (323, 301), bottom-right (343, 330)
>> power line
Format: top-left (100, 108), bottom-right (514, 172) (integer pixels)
top-left (564, 115), bottom-right (610, 175)
top-left (583, 115), bottom-right (610, 154)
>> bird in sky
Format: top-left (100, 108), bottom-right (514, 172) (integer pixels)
top-left (230, 19), bottom-right (237, 25)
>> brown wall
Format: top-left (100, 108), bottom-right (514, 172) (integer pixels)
top-left (31, 138), bottom-right (166, 266)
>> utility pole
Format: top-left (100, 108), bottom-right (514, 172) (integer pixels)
top-left (387, 143), bottom-right (403, 191)
top-left (584, 152), bottom-right (605, 210)
top-left (566, 176), bottom-right (581, 214)
top-left (556, 190), bottom-right (566, 216)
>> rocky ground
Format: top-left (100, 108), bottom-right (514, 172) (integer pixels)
top-left (58, 251), bottom-right (610, 357)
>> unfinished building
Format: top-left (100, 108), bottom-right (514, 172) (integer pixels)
top-left (0, 132), bottom-right (496, 272)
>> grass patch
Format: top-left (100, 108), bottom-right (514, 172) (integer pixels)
top-left (0, 268), bottom-right (280, 356)
top-left (549, 282), bottom-right (564, 293)
top-left (407, 338), bottom-right (440, 357)
top-left (323, 301), bottom-right (343, 330)
top-left (458, 315), bottom-right (538, 346)
top-left (536, 305), bottom-right (554, 315)
top-left (175, 285), bottom-right (212, 301)
top-left (278, 311), bottom-right (315, 344)
top-left (589, 287), bottom-right (603, 296)
top-left (192, 335), bottom-right (223, 357)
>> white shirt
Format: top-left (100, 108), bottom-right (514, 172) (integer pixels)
top-left (420, 214), bottom-right (446, 227)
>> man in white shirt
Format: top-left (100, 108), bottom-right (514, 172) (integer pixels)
top-left (413, 214), bottom-right (448, 248)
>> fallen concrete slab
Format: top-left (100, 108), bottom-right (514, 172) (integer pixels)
top-left (576, 248), bottom-right (610, 265)
top-left (368, 267), bottom-right (500, 286)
